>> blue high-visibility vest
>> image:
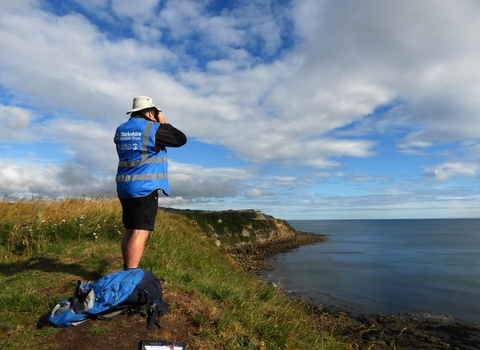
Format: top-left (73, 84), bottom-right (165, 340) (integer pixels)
top-left (114, 118), bottom-right (169, 198)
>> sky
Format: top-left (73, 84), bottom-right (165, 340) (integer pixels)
top-left (1, 0), bottom-right (480, 220)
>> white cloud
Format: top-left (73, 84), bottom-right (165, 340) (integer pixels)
top-left (169, 162), bottom-right (254, 199)
top-left (349, 174), bottom-right (391, 183)
top-left (398, 136), bottom-right (433, 155)
top-left (0, 105), bottom-right (37, 142)
top-left (0, 0), bottom-right (382, 171)
top-left (284, 0), bottom-right (480, 150)
top-left (41, 118), bottom-right (117, 173)
top-left (71, 0), bottom-right (108, 13)
top-left (423, 162), bottom-right (480, 182)
top-left (245, 189), bottom-right (262, 198)
top-left (0, 159), bottom-right (114, 198)
top-left (132, 23), bottom-right (163, 42)
top-left (110, 0), bottom-right (158, 21)
top-left (157, 1), bottom-right (207, 41)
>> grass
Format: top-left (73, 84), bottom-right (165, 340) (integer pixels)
top-left (0, 197), bottom-right (349, 349)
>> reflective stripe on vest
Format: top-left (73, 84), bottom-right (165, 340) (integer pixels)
top-left (118, 156), bottom-right (167, 168)
top-left (116, 173), bottom-right (168, 182)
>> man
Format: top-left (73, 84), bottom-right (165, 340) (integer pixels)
top-left (114, 96), bottom-right (187, 269)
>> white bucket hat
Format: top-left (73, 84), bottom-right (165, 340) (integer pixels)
top-left (126, 96), bottom-right (162, 114)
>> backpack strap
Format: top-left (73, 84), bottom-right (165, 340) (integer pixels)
top-left (147, 307), bottom-right (159, 330)
top-left (135, 282), bottom-right (169, 329)
top-left (139, 287), bottom-right (160, 329)
top-left (95, 308), bottom-right (130, 320)
top-left (147, 301), bottom-right (170, 329)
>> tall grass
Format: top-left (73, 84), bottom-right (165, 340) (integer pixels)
top-left (0, 198), bottom-right (348, 350)
top-left (0, 197), bottom-right (123, 256)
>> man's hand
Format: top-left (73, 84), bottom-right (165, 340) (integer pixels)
top-left (158, 112), bottom-right (166, 124)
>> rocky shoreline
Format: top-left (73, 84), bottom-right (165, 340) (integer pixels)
top-left (225, 231), bottom-right (480, 350)
top-left (222, 230), bottom-right (327, 273)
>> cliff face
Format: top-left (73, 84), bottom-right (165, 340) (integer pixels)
top-left (163, 209), bottom-right (296, 246)
top-left (232, 218), bottom-right (295, 243)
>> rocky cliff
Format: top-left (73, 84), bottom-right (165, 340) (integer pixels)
top-left (160, 208), bottom-right (296, 246)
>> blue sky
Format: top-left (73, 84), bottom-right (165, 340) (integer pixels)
top-left (1, 0), bottom-right (480, 219)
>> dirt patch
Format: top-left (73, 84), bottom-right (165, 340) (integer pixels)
top-left (41, 289), bottom-right (200, 350)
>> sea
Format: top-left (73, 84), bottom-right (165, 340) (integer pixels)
top-left (259, 219), bottom-right (480, 323)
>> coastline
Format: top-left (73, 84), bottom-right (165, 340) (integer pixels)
top-left (226, 231), bottom-right (480, 350)
top-left (222, 230), bottom-right (327, 273)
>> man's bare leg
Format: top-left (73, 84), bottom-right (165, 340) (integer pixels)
top-left (122, 229), bottom-right (150, 269)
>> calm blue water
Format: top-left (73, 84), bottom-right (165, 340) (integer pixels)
top-left (259, 219), bottom-right (480, 322)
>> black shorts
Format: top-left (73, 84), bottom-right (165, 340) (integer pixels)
top-left (120, 191), bottom-right (159, 231)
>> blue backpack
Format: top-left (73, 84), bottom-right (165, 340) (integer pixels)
top-left (49, 269), bottom-right (169, 329)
